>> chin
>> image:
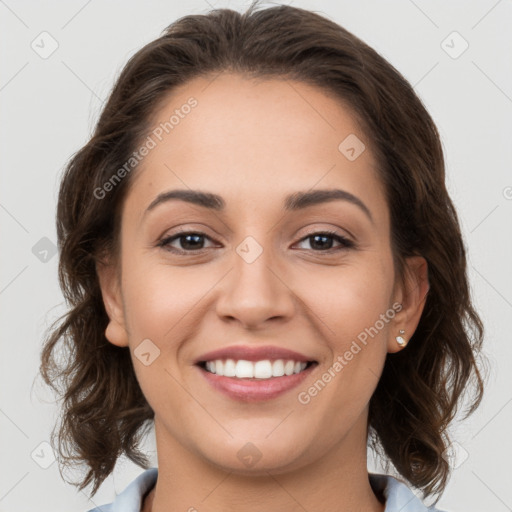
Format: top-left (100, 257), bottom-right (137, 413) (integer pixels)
top-left (192, 429), bottom-right (312, 475)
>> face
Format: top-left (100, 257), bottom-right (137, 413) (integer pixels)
top-left (98, 72), bottom-right (428, 475)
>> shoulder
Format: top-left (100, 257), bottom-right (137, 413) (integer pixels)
top-left (369, 473), bottom-right (448, 512)
top-left (85, 467), bottom-right (158, 512)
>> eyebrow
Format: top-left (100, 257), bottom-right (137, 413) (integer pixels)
top-left (144, 188), bottom-right (373, 223)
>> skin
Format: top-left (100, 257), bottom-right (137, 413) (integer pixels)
top-left (97, 73), bottom-right (429, 512)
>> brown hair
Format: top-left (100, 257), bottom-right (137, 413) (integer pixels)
top-left (39, 1), bottom-right (486, 502)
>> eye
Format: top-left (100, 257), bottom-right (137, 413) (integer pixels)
top-left (294, 231), bottom-right (355, 252)
top-left (157, 229), bottom-right (355, 255)
top-left (157, 231), bottom-right (216, 253)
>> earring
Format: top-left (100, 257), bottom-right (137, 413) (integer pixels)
top-left (396, 329), bottom-right (406, 347)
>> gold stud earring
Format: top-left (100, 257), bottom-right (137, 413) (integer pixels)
top-left (396, 329), bottom-right (406, 347)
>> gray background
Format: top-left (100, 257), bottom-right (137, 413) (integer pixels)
top-left (1, 1), bottom-right (511, 511)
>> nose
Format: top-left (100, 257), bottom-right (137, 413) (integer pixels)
top-left (215, 244), bottom-right (295, 330)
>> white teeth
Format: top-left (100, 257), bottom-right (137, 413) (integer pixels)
top-left (284, 360), bottom-right (295, 376)
top-left (254, 360), bottom-right (272, 379)
top-left (272, 359), bottom-right (285, 377)
top-left (223, 359), bottom-right (236, 377)
top-left (204, 359), bottom-right (309, 379)
top-left (235, 360), bottom-right (254, 378)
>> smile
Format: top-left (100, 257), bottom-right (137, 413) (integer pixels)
top-left (196, 360), bottom-right (318, 402)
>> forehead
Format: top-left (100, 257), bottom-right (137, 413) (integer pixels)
top-left (123, 72), bottom-right (387, 223)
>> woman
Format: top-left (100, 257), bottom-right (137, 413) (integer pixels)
top-left (40, 2), bottom-right (485, 511)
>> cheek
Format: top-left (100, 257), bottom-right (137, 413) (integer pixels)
top-left (297, 253), bottom-right (395, 349)
top-left (291, 252), bottom-right (394, 417)
top-left (121, 254), bottom-right (210, 342)
top-left (119, 256), bottom-right (209, 420)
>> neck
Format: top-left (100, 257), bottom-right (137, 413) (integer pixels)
top-left (145, 416), bottom-right (384, 512)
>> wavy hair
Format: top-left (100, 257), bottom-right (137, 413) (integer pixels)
top-left (40, 1), bottom-right (486, 501)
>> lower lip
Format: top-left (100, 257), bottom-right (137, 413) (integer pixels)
top-left (198, 364), bottom-right (316, 402)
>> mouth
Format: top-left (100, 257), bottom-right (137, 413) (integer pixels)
top-left (194, 346), bottom-right (318, 402)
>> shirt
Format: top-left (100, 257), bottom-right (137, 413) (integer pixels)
top-left (86, 467), bottom-right (447, 512)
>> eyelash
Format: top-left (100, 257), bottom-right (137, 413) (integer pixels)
top-left (156, 229), bottom-right (355, 255)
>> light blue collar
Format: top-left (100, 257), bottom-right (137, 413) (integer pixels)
top-left (87, 467), bottom-right (446, 512)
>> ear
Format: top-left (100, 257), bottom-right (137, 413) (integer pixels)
top-left (96, 260), bottom-right (129, 347)
top-left (388, 255), bottom-right (429, 353)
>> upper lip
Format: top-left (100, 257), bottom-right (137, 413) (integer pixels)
top-left (195, 345), bottom-right (315, 364)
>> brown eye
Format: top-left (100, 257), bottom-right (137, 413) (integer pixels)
top-left (158, 232), bottom-right (215, 253)
top-left (295, 231), bottom-right (354, 252)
